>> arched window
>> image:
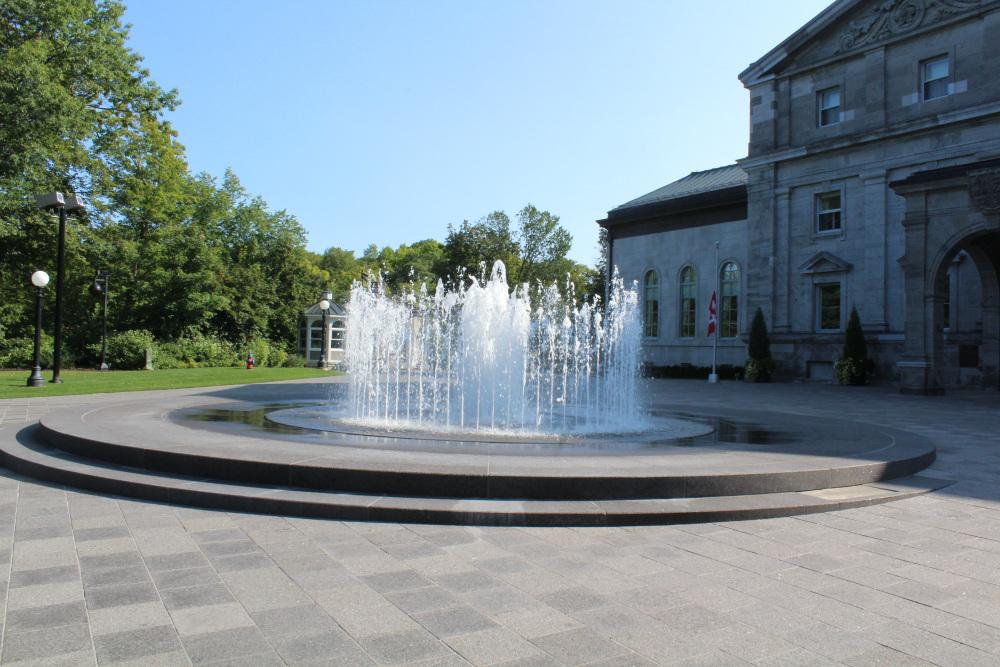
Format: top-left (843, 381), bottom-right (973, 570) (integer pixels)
top-left (643, 270), bottom-right (659, 337)
top-left (680, 267), bottom-right (696, 337)
top-left (720, 262), bottom-right (740, 338)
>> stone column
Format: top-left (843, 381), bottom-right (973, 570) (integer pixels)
top-left (898, 207), bottom-right (944, 394)
top-left (774, 187), bottom-right (791, 333)
top-left (862, 170), bottom-right (889, 331)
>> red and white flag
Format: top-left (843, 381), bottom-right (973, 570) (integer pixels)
top-left (707, 291), bottom-right (718, 336)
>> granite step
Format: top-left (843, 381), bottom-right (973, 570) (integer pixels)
top-left (1, 425), bottom-right (954, 526)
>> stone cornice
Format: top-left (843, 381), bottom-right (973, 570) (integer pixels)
top-left (741, 100), bottom-right (1000, 170)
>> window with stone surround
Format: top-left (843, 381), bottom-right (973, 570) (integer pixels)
top-left (815, 191), bottom-right (842, 234)
top-left (643, 270), bottom-right (659, 337)
top-left (816, 283), bottom-right (842, 332)
top-left (817, 87), bottom-right (842, 127)
top-left (720, 262), bottom-right (740, 338)
top-left (922, 55), bottom-right (949, 101)
top-left (680, 266), bottom-right (697, 338)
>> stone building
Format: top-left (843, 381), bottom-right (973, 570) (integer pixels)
top-left (298, 292), bottom-right (347, 368)
top-left (600, 0), bottom-right (1000, 392)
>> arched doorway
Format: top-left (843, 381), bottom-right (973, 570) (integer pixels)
top-left (928, 233), bottom-right (1000, 389)
top-left (892, 159), bottom-right (1000, 394)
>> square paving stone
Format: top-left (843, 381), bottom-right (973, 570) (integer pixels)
top-left (82, 564), bottom-right (151, 589)
top-left (383, 586), bottom-right (460, 614)
top-left (151, 566), bottom-right (221, 591)
top-left (85, 581), bottom-right (160, 610)
top-left (531, 627), bottom-right (629, 664)
top-left (180, 625), bottom-right (275, 665)
top-left (1, 622), bottom-right (91, 663)
top-left (160, 583), bottom-right (235, 611)
top-left (6, 600), bottom-right (87, 633)
top-left (74, 525), bottom-right (131, 542)
top-left (7, 580), bottom-right (84, 611)
top-left (210, 552), bottom-right (274, 573)
top-left (541, 586), bottom-right (610, 614)
top-left (88, 601), bottom-right (173, 636)
top-left (358, 628), bottom-right (454, 665)
top-left (250, 603), bottom-right (338, 638)
top-left (446, 626), bottom-right (545, 665)
top-left (93, 624), bottom-right (183, 663)
top-left (170, 602), bottom-right (255, 636)
top-left (221, 568), bottom-right (312, 611)
top-left (362, 569), bottom-right (433, 593)
top-left (271, 629), bottom-right (374, 664)
top-left (144, 551), bottom-right (210, 572)
top-left (199, 540), bottom-right (261, 558)
top-left (432, 570), bottom-right (499, 593)
top-left (9, 564), bottom-right (79, 589)
top-left (79, 551), bottom-right (144, 571)
top-left (413, 605), bottom-right (498, 638)
top-left (190, 528), bottom-right (248, 543)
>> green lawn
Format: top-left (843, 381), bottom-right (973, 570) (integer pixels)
top-left (0, 366), bottom-right (334, 399)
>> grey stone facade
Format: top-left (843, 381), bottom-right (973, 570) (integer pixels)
top-left (602, 0), bottom-right (1000, 391)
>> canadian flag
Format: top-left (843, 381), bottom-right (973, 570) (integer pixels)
top-left (707, 290), bottom-right (718, 336)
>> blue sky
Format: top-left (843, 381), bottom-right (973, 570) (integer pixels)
top-left (123, 1), bottom-right (831, 265)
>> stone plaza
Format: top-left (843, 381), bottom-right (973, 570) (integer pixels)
top-left (0, 376), bottom-right (998, 665)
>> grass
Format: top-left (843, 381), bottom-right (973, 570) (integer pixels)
top-left (0, 366), bottom-right (334, 399)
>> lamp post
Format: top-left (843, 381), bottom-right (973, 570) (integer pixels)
top-left (318, 298), bottom-right (331, 369)
top-left (35, 192), bottom-right (85, 384)
top-left (27, 271), bottom-right (50, 387)
top-left (91, 269), bottom-right (110, 371)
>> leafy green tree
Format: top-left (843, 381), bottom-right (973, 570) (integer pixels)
top-left (317, 246), bottom-right (361, 301)
top-left (0, 0), bottom-right (177, 345)
top-left (442, 211), bottom-right (521, 283)
top-left (515, 205), bottom-right (572, 287)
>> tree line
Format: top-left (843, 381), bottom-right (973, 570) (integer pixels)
top-left (0, 0), bottom-right (598, 368)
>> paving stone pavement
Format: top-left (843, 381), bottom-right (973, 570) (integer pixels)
top-left (0, 378), bottom-right (998, 665)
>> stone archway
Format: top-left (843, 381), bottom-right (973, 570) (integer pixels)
top-left (891, 160), bottom-right (1000, 394)
top-left (928, 235), bottom-right (1000, 389)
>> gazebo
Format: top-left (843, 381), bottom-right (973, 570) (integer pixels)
top-left (298, 291), bottom-right (347, 369)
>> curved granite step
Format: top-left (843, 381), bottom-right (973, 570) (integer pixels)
top-left (34, 408), bottom-right (939, 501)
top-left (1, 425), bottom-right (953, 526)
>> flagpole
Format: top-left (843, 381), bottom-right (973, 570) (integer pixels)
top-left (709, 241), bottom-right (719, 384)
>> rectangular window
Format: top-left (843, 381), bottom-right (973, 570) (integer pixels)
top-left (816, 191), bottom-right (842, 233)
top-left (817, 283), bottom-right (842, 331)
top-left (309, 323), bottom-right (323, 361)
top-left (817, 87), bottom-right (842, 127)
top-left (922, 56), bottom-right (949, 100)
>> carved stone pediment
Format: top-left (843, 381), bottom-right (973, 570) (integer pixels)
top-left (838, 0), bottom-right (980, 53)
top-left (969, 167), bottom-right (1000, 214)
top-left (800, 251), bottom-right (854, 275)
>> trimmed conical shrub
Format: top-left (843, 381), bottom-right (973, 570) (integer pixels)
top-left (836, 306), bottom-right (871, 385)
top-left (843, 307), bottom-right (867, 362)
top-left (745, 308), bottom-right (774, 382)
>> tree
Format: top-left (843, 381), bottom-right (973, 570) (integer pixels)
top-left (317, 246), bottom-right (361, 301)
top-left (745, 308), bottom-right (774, 382)
top-left (836, 306), bottom-right (872, 385)
top-left (515, 205), bottom-right (572, 287)
top-left (0, 0), bottom-right (177, 345)
top-left (442, 211), bottom-right (520, 284)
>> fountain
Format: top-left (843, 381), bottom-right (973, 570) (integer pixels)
top-left (3, 261), bottom-right (942, 525)
top-left (343, 261), bottom-right (643, 436)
